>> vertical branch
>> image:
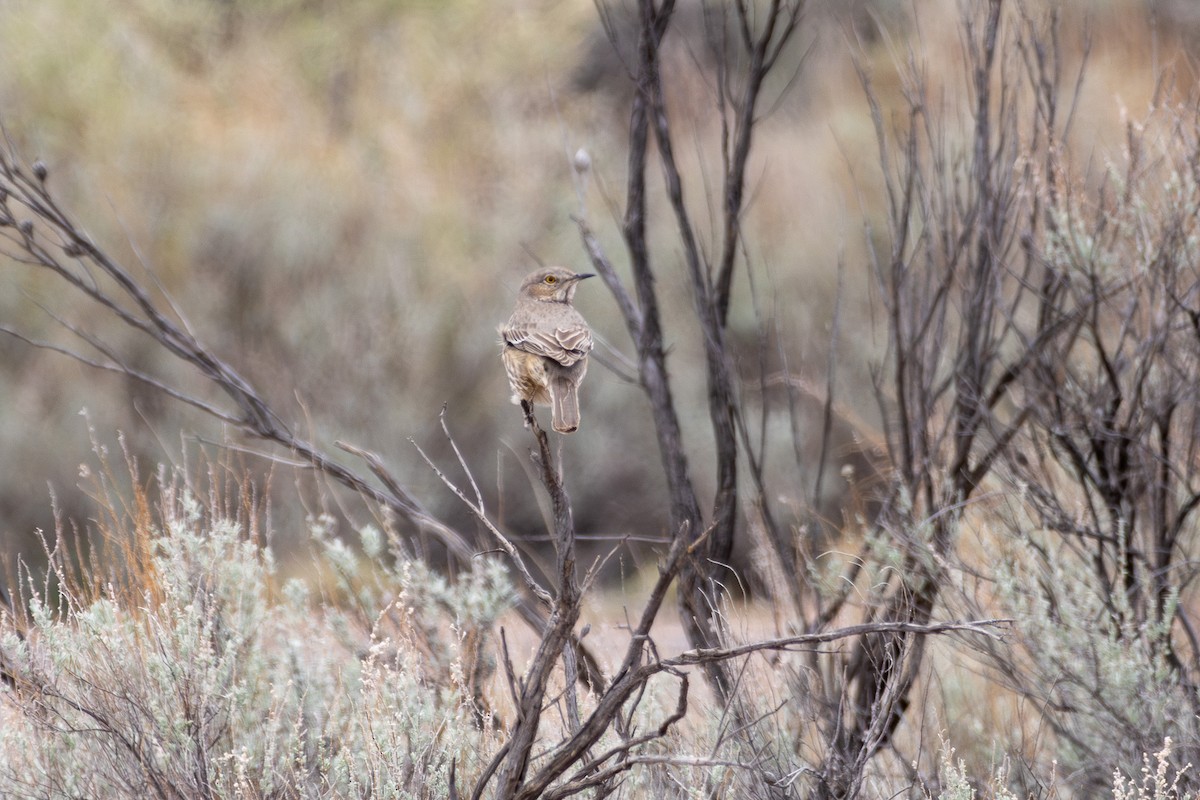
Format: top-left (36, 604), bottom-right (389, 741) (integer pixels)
top-left (576, 0), bottom-right (808, 707)
top-left (616, 0), bottom-right (705, 539)
top-left (633, 0), bottom-right (805, 704)
top-left (633, 0), bottom-right (739, 698)
top-left (487, 406), bottom-right (584, 799)
top-left (714, 0), bottom-right (805, 326)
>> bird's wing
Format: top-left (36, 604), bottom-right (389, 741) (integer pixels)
top-left (502, 323), bottom-right (593, 367)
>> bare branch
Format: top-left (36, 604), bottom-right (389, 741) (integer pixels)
top-left (409, 436), bottom-right (553, 609)
top-left (665, 618), bottom-right (1011, 667)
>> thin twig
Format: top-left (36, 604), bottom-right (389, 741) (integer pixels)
top-left (410, 437), bottom-right (552, 609)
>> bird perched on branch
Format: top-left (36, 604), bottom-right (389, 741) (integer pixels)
top-left (500, 266), bottom-right (595, 433)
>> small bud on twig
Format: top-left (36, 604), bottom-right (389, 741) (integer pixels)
top-left (573, 148), bottom-right (591, 175)
top-left (63, 242), bottom-right (84, 258)
top-left (18, 220), bottom-right (33, 238)
top-left (32, 160), bottom-right (47, 182)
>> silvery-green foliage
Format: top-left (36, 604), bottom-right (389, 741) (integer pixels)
top-left (991, 527), bottom-right (1197, 794)
top-left (0, 478), bottom-right (510, 798)
top-left (918, 740), bottom-right (1020, 800)
top-left (309, 514), bottom-right (511, 705)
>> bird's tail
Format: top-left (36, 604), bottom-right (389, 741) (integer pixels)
top-left (550, 379), bottom-right (581, 433)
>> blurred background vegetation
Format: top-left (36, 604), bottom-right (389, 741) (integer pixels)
top-left (7, 1), bottom-right (1200, 796)
top-left (0, 0), bottom-right (1192, 575)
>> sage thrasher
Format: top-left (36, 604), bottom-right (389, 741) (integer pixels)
top-left (500, 266), bottom-right (595, 434)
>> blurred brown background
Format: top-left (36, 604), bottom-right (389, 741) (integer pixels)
top-left (0, 0), bottom-right (1190, 575)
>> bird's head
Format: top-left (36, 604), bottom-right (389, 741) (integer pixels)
top-left (519, 266), bottom-right (595, 303)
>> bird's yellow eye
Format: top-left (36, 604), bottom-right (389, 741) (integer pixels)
top-left (544, 275), bottom-right (557, 284)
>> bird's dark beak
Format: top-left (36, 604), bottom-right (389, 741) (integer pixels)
top-left (574, 273), bottom-right (596, 282)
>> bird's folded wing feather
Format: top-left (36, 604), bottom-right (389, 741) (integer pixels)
top-left (502, 324), bottom-right (593, 366)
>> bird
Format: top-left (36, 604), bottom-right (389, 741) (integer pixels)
top-left (499, 266), bottom-right (595, 433)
